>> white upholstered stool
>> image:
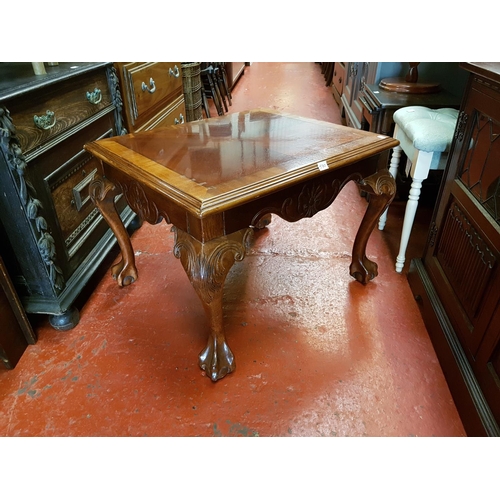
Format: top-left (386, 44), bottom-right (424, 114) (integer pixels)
top-left (378, 106), bottom-right (459, 272)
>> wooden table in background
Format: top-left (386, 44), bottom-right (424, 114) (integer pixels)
top-left (85, 109), bottom-right (398, 381)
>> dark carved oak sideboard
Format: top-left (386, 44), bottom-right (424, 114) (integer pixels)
top-left (0, 62), bottom-right (136, 330)
top-left (408, 62), bottom-right (500, 436)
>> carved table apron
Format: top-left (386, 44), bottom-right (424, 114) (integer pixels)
top-left (85, 109), bottom-right (398, 382)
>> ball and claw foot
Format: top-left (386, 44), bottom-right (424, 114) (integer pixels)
top-left (111, 258), bottom-right (138, 287)
top-left (349, 256), bottom-right (378, 284)
top-left (199, 336), bottom-right (236, 382)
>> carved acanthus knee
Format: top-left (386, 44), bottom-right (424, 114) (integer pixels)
top-left (172, 227), bottom-right (253, 304)
top-left (172, 227), bottom-right (254, 381)
top-left (358, 169), bottom-right (396, 207)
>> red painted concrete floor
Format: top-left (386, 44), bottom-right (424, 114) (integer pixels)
top-left (0, 63), bottom-right (466, 437)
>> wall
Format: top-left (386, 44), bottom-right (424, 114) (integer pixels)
top-left (417, 62), bottom-right (468, 97)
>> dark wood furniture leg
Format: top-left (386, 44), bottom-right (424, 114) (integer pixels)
top-left (89, 175), bottom-right (138, 287)
top-left (172, 226), bottom-right (254, 382)
top-left (350, 168), bottom-right (396, 284)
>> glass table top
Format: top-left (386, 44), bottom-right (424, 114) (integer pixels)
top-left (85, 109), bottom-right (398, 215)
top-left (109, 110), bottom-right (390, 187)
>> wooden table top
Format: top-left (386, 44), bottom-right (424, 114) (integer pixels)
top-left (85, 109), bottom-right (398, 217)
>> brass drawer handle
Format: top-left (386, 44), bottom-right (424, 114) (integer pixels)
top-left (86, 88), bottom-right (102, 104)
top-left (141, 77), bottom-right (156, 94)
top-left (174, 113), bottom-right (185, 125)
top-left (34, 110), bottom-right (56, 130)
top-left (169, 65), bottom-right (180, 78)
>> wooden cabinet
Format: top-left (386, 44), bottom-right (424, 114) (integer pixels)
top-left (0, 62), bottom-right (135, 330)
top-left (332, 62), bottom-right (345, 105)
top-left (340, 63), bottom-right (406, 130)
top-left (341, 62), bottom-right (368, 129)
top-left (114, 62), bottom-right (186, 132)
top-left (408, 63), bottom-right (500, 436)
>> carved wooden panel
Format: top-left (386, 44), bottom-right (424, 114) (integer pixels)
top-left (50, 132), bottom-right (112, 245)
top-left (437, 201), bottom-right (496, 323)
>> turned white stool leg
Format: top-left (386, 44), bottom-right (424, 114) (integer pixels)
top-left (378, 144), bottom-right (402, 231)
top-left (395, 177), bottom-right (424, 272)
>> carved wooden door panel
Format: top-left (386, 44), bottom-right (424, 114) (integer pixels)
top-left (425, 80), bottom-right (500, 360)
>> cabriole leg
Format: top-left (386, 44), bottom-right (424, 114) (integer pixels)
top-left (350, 169), bottom-right (396, 284)
top-left (89, 175), bottom-right (138, 287)
top-left (172, 227), bottom-right (254, 381)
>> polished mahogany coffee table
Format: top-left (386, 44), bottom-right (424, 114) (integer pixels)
top-left (85, 109), bottom-right (398, 381)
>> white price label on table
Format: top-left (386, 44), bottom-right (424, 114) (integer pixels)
top-left (317, 161), bottom-right (329, 171)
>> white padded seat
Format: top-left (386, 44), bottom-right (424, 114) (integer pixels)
top-left (393, 106), bottom-right (459, 152)
top-left (378, 106), bottom-right (459, 272)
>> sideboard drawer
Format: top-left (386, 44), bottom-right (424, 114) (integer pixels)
top-left (120, 62), bottom-right (183, 127)
top-left (138, 92), bottom-right (186, 131)
top-left (8, 69), bottom-right (113, 155)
